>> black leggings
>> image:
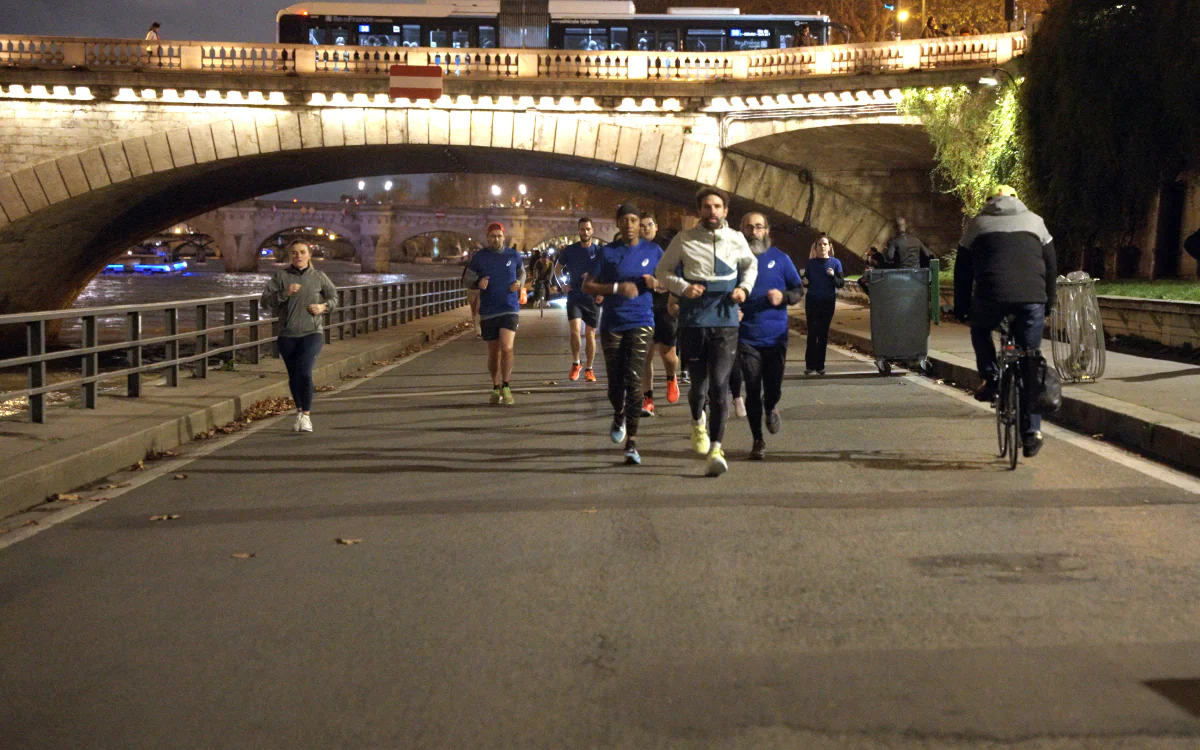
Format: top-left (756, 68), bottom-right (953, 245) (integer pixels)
top-left (601, 326), bottom-right (653, 440)
top-left (737, 341), bottom-right (788, 440)
top-left (804, 297), bottom-right (836, 371)
top-left (278, 333), bottom-right (323, 412)
top-left (680, 326), bottom-right (739, 443)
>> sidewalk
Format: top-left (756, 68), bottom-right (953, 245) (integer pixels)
top-left (0, 309), bottom-right (471, 518)
top-left (805, 300), bottom-right (1200, 474)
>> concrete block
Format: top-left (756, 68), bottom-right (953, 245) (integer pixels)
top-left (364, 109), bottom-right (387, 145)
top-left (255, 113), bottom-right (281, 153)
top-left (614, 126), bottom-right (640, 166)
top-left (407, 109), bottom-right (430, 145)
top-left (78, 148), bottom-right (111, 191)
top-left (753, 165), bottom-right (787, 212)
top-left (276, 112), bottom-right (302, 150)
top-left (210, 120), bottom-right (239, 160)
top-left (491, 111), bottom-right (514, 149)
top-left (231, 117), bottom-right (262, 157)
top-left (675, 139), bottom-right (705, 183)
top-left (573, 118), bottom-right (599, 160)
top-left (470, 110), bottom-right (492, 147)
top-left (320, 110), bottom-right (345, 148)
top-left (553, 116), bottom-right (577, 156)
top-left (656, 134), bottom-right (684, 177)
top-left (427, 109), bottom-right (450, 145)
top-left (533, 114), bottom-right (557, 153)
top-left (12, 168), bottom-right (49, 212)
top-left (188, 124), bottom-right (218, 163)
top-left (512, 112), bottom-right (535, 151)
top-left (594, 124), bottom-right (620, 162)
top-left (449, 110), bottom-right (471, 145)
top-left (298, 112), bottom-right (323, 149)
top-left (695, 145), bottom-right (724, 187)
top-left (386, 109), bottom-right (408, 144)
top-left (340, 109), bottom-right (366, 147)
top-left (166, 129), bottom-right (196, 167)
top-left (844, 214), bottom-right (889, 255)
top-left (33, 161), bottom-right (70, 204)
top-left (734, 159), bottom-right (766, 201)
top-left (143, 132), bottom-right (174, 172)
top-left (715, 152), bottom-right (746, 193)
top-left (55, 155), bottom-right (91, 198)
top-left (635, 130), bottom-right (662, 171)
top-left (99, 143), bottom-right (132, 184)
top-left (0, 175), bottom-right (29, 221)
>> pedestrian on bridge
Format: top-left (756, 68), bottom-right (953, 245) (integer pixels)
top-left (259, 240), bottom-right (338, 433)
top-left (145, 22), bottom-right (161, 42)
top-left (463, 222), bottom-right (524, 406)
top-left (638, 211), bottom-right (680, 418)
top-left (582, 202), bottom-right (662, 466)
top-left (656, 187), bottom-right (757, 477)
top-left (884, 217), bottom-right (933, 270)
top-left (800, 235), bottom-right (845, 375)
top-left (553, 217), bottom-right (602, 382)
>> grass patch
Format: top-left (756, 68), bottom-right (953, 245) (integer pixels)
top-left (1095, 280), bottom-right (1200, 302)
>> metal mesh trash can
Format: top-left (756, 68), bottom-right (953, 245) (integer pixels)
top-left (1049, 271), bottom-right (1105, 382)
top-left (864, 264), bottom-right (936, 374)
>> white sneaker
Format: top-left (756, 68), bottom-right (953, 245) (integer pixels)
top-left (733, 396), bottom-right (747, 418)
top-left (293, 413), bottom-right (304, 432)
top-left (299, 414), bottom-right (313, 432)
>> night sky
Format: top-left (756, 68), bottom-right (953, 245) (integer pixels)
top-left (4, 1), bottom-right (296, 43)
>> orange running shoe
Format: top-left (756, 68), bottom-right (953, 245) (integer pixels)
top-left (568, 363), bottom-right (582, 381)
top-left (584, 368), bottom-right (597, 383)
top-left (666, 376), bottom-right (680, 404)
top-left (641, 396), bottom-right (655, 417)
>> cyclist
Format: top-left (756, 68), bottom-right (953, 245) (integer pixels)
top-left (954, 185), bottom-right (1057, 458)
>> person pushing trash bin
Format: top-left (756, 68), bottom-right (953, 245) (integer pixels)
top-left (884, 217), bottom-right (932, 270)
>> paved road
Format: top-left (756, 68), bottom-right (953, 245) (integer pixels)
top-left (4, 309), bottom-right (1200, 749)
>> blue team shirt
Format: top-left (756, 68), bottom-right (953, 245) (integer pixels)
top-left (595, 239), bottom-right (662, 332)
top-left (559, 240), bottom-right (602, 301)
top-left (468, 247), bottom-right (522, 317)
top-left (803, 257), bottom-right (844, 300)
top-left (739, 247), bottom-right (803, 348)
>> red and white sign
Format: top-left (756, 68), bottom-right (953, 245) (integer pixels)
top-left (389, 65), bottom-right (443, 101)
top-left (434, 211), bottom-right (445, 218)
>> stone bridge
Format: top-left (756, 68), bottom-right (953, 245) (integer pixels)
top-left (0, 31), bottom-right (1026, 314)
top-left (189, 201), bottom-right (616, 268)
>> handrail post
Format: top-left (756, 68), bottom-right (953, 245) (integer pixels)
top-left (82, 315), bottom-right (98, 408)
top-left (127, 310), bottom-right (142, 397)
top-left (337, 289), bottom-right (346, 340)
top-left (391, 285), bottom-right (399, 326)
top-left (350, 288), bottom-right (359, 337)
top-left (400, 282), bottom-right (410, 323)
top-left (223, 300), bottom-right (235, 364)
top-left (165, 307), bottom-right (179, 386)
top-left (27, 320), bottom-right (46, 424)
top-left (195, 304), bottom-right (209, 378)
top-left (248, 300), bottom-right (262, 364)
top-left (371, 286), bottom-right (380, 332)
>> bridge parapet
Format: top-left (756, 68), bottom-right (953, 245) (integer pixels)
top-left (0, 32), bottom-right (1025, 84)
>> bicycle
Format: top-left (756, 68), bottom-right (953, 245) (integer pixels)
top-left (993, 315), bottom-right (1036, 470)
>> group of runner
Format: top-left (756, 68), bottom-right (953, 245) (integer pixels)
top-left (463, 186), bottom-right (809, 477)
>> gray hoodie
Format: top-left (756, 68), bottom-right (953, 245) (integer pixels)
top-left (260, 265), bottom-right (339, 337)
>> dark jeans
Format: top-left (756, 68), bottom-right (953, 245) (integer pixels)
top-left (278, 333), bottom-right (323, 412)
top-left (804, 297), bottom-right (836, 371)
top-left (969, 301), bottom-right (1045, 434)
top-left (736, 341), bottom-right (788, 440)
top-left (601, 326), bottom-right (653, 440)
top-left (680, 326), bottom-right (739, 443)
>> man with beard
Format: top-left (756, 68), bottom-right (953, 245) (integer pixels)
top-left (463, 222), bottom-right (525, 405)
top-left (733, 213), bottom-right (804, 460)
top-left (655, 187), bottom-right (757, 477)
top-left (637, 211), bottom-right (680, 417)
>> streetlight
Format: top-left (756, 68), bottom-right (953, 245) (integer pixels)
top-left (896, 8), bottom-right (910, 39)
top-left (979, 68), bottom-right (1018, 87)
top-left (357, 180), bottom-right (365, 191)
top-left (384, 180), bottom-right (394, 191)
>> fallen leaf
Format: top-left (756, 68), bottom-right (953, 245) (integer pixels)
top-left (173, 474), bottom-right (188, 480)
top-left (96, 483), bottom-right (130, 490)
top-left (315, 385), bottom-right (336, 392)
top-left (149, 514), bottom-right (180, 522)
top-left (130, 461), bottom-right (146, 471)
top-left (582, 508), bottom-right (597, 514)
top-left (1092, 434), bottom-right (1104, 440)
top-left (90, 497), bottom-right (108, 503)
top-left (335, 537), bottom-right (363, 545)
top-left (231, 552), bottom-right (256, 559)
top-left (50, 493), bottom-right (81, 501)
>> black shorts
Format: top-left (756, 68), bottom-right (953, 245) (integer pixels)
top-left (566, 296), bottom-right (600, 329)
top-left (480, 313), bottom-right (519, 341)
top-left (652, 305), bottom-right (678, 347)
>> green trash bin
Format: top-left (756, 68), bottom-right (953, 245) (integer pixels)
top-left (864, 261), bottom-right (938, 375)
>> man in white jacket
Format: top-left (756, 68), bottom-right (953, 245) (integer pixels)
top-left (655, 187), bottom-right (757, 476)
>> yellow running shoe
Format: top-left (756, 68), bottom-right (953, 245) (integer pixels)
top-left (690, 414), bottom-right (710, 456)
top-left (501, 385), bottom-right (515, 406)
top-left (705, 445), bottom-right (728, 477)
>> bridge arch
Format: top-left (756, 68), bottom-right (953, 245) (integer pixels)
top-left (0, 109), bottom-right (897, 315)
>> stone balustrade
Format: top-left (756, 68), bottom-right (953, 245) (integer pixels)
top-left (0, 31), bottom-right (1026, 83)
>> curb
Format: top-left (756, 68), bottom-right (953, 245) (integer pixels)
top-left (799, 318), bottom-right (1200, 475)
top-left (0, 314), bottom-right (469, 518)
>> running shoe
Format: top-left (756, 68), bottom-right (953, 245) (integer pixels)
top-left (501, 385), bottom-right (515, 406)
top-left (489, 387), bottom-right (502, 405)
top-left (680, 370), bottom-right (691, 385)
top-left (705, 445), bottom-right (728, 477)
top-left (690, 415), bottom-right (710, 456)
top-left (299, 414), bottom-right (313, 433)
top-left (749, 439), bottom-right (766, 460)
top-left (569, 363), bottom-right (582, 381)
top-left (766, 408), bottom-right (781, 435)
top-left (666, 377), bottom-right (680, 404)
top-left (624, 446), bottom-right (641, 465)
top-left (293, 412), bottom-right (304, 432)
top-left (584, 368), bottom-right (597, 383)
top-left (610, 417), bottom-right (626, 444)
top-left (641, 396), bottom-right (655, 417)
top-left (733, 396), bottom-right (747, 418)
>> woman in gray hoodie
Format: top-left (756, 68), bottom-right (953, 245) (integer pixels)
top-left (259, 240), bottom-right (338, 432)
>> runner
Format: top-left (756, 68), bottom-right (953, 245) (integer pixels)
top-left (553, 217), bottom-right (602, 382)
top-left (581, 202), bottom-right (662, 466)
top-left (462, 222), bottom-right (524, 405)
top-left (637, 212), bottom-right (680, 417)
top-left (734, 213), bottom-right (804, 460)
top-left (461, 245), bottom-right (482, 337)
top-left (655, 187), bottom-right (757, 477)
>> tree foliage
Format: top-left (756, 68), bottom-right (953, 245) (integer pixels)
top-left (1021, 0), bottom-right (1200, 261)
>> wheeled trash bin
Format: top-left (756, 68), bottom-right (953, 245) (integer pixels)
top-left (863, 261), bottom-right (940, 374)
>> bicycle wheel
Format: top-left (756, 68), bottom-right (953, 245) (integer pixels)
top-left (1004, 367), bottom-right (1021, 470)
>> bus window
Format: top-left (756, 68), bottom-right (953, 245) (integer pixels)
top-left (402, 25), bottom-right (420, 47)
top-left (564, 28), bottom-right (608, 51)
top-left (328, 27), bottom-right (352, 46)
top-left (610, 27), bottom-right (629, 51)
top-left (684, 30), bottom-right (725, 52)
top-left (452, 30), bottom-right (470, 48)
top-left (730, 28), bottom-right (770, 50)
top-left (429, 29), bottom-right (449, 48)
top-left (479, 26), bottom-right (497, 48)
top-left (777, 32), bottom-right (796, 48)
top-left (635, 30), bottom-right (654, 51)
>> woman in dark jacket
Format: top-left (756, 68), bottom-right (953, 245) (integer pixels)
top-left (801, 235), bottom-right (845, 375)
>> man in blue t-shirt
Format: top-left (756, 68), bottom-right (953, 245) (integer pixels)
top-left (581, 202), bottom-right (662, 466)
top-left (733, 213), bottom-right (804, 460)
top-left (463, 221), bottom-right (526, 406)
top-left (552, 217), bottom-right (602, 383)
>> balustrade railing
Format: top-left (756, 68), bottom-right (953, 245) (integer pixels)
top-left (0, 32), bottom-right (1027, 83)
top-left (0, 277), bottom-right (466, 424)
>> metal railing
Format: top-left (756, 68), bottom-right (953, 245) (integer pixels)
top-left (0, 277), bottom-right (466, 423)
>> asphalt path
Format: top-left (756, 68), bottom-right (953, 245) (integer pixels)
top-left (4, 308), bottom-right (1200, 749)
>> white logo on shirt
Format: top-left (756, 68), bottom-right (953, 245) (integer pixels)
top-left (505, 261), bottom-right (511, 267)
top-left (768, 260), bottom-right (776, 269)
top-left (641, 259), bottom-right (650, 267)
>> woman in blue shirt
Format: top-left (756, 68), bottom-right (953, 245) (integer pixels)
top-left (801, 234), bottom-right (845, 375)
top-left (582, 202), bottom-right (661, 466)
